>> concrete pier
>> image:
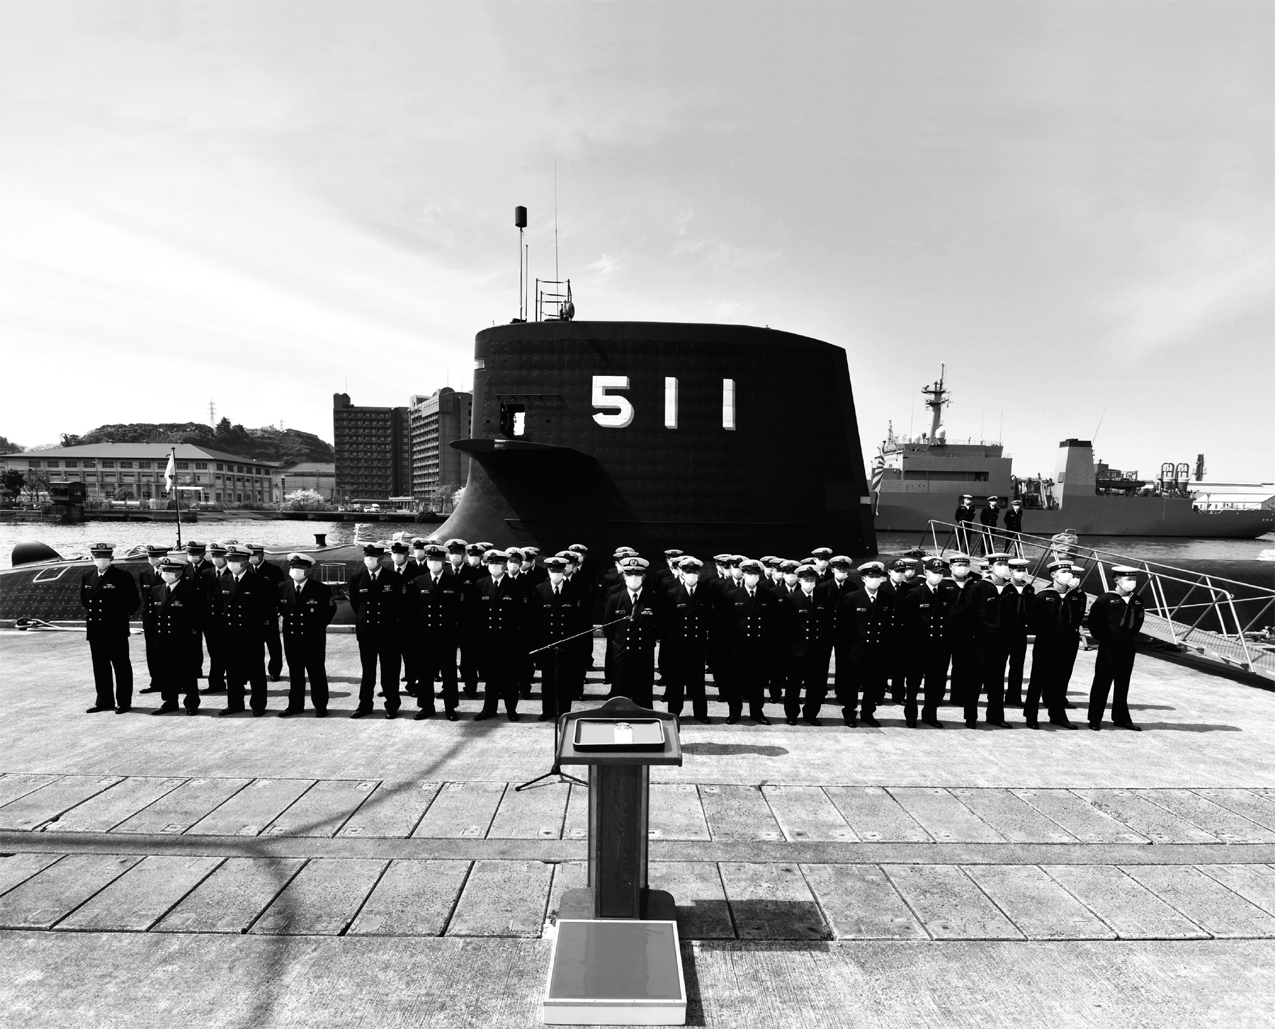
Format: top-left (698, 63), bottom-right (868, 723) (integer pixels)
top-left (1, 630), bottom-right (1273, 1026)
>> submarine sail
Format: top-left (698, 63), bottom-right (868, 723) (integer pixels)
top-left (435, 320), bottom-right (877, 557)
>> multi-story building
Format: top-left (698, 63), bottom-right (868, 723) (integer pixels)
top-left (0, 443), bottom-right (281, 505)
top-left (280, 461), bottom-right (337, 501)
top-left (332, 393), bottom-right (410, 502)
top-left (409, 388), bottom-right (472, 501)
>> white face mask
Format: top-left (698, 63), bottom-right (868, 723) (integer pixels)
top-left (549, 571), bottom-right (566, 586)
top-left (814, 560), bottom-right (828, 571)
top-left (161, 570), bottom-right (180, 584)
top-left (890, 571), bottom-right (905, 583)
top-left (212, 557), bottom-right (227, 569)
top-left (624, 574), bottom-right (644, 591)
top-left (413, 550), bottom-right (426, 561)
top-left (952, 566), bottom-right (970, 579)
top-left (93, 557), bottom-right (111, 571)
top-left (148, 557), bottom-right (163, 567)
top-left (249, 555), bottom-right (262, 565)
top-left (926, 570), bottom-right (945, 587)
top-left (363, 556), bottom-right (381, 570)
top-left (392, 554), bottom-right (407, 566)
top-left (467, 555), bottom-right (481, 566)
top-left (449, 554), bottom-right (463, 566)
top-left (1054, 572), bottom-right (1072, 589)
top-left (289, 568), bottom-right (307, 581)
top-left (1011, 570), bottom-right (1028, 583)
top-left (489, 563), bottom-right (506, 576)
top-left (743, 572), bottom-right (761, 588)
top-left (833, 569), bottom-right (849, 582)
top-left (426, 559), bottom-right (444, 574)
top-left (1117, 577), bottom-right (1137, 593)
top-left (864, 576), bottom-right (884, 590)
top-left (800, 579), bottom-right (816, 594)
top-left (682, 572), bottom-right (700, 587)
top-left (784, 573), bottom-right (799, 586)
top-left (228, 561), bottom-right (246, 575)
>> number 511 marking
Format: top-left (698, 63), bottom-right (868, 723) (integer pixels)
top-left (592, 376), bottom-right (736, 430)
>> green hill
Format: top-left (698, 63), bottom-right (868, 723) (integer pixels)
top-left (60, 420), bottom-right (334, 466)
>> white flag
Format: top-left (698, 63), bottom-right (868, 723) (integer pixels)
top-left (164, 452), bottom-right (175, 492)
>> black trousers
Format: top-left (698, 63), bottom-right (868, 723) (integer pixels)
top-left (1004, 633), bottom-right (1029, 703)
top-left (537, 645), bottom-right (575, 718)
top-left (971, 636), bottom-right (1010, 725)
top-left (1025, 637), bottom-right (1078, 723)
top-left (1088, 643), bottom-right (1136, 726)
top-left (205, 627), bottom-right (226, 690)
top-left (459, 627), bottom-right (481, 692)
top-left (143, 628), bottom-right (160, 687)
top-left (948, 633), bottom-right (979, 707)
top-left (849, 649), bottom-right (886, 717)
top-left (729, 642), bottom-right (770, 717)
top-left (784, 643), bottom-right (832, 720)
top-left (156, 636), bottom-right (199, 710)
top-left (264, 622), bottom-right (283, 680)
top-left (283, 633), bottom-right (329, 712)
top-left (479, 650), bottom-right (520, 715)
top-left (89, 634), bottom-right (132, 709)
top-left (225, 634), bottom-right (268, 713)
top-left (611, 645), bottom-right (656, 709)
top-left (887, 639), bottom-right (908, 703)
top-left (417, 637), bottom-right (459, 712)
top-left (357, 633), bottom-right (400, 712)
top-left (905, 644), bottom-right (950, 723)
top-left (664, 644), bottom-right (708, 719)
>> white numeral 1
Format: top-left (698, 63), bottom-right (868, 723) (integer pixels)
top-left (664, 377), bottom-right (678, 428)
top-left (722, 378), bottom-right (736, 430)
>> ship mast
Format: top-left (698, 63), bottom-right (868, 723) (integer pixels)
top-left (921, 365), bottom-right (949, 441)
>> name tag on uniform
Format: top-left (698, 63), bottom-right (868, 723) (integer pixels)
top-left (641, 607), bottom-right (653, 616)
top-left (104, 583), bottom-right (115, 589)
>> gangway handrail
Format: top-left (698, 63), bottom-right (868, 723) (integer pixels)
top-left (918, 519), bottom-right (1275, 678)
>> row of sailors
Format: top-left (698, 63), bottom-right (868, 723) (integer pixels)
top-left (78, 538), bottom-right (1146, 732)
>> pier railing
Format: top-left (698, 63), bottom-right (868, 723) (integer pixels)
top-left (919, 520), bottom-right (1275, 681)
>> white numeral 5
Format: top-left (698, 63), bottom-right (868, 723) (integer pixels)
top-left (592, 375), bottom-right (635, 428)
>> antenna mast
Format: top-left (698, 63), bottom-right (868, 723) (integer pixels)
top-left (514, 205), bottom-right (528, 321)
top-left (920, 364), bottom-right (949, 440)
top-left (209, 399), bottom-right (216, 425)
top-left (554, 161), bottom-right (559, 283)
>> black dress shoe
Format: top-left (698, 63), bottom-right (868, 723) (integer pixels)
top-left (725, 715), bottom-right (739, 725)
top-left (385, 709), bottom-right (397, 720)
top-left (139, 686), bottom-right (162, 694)
top-left (280, 708), bottom-right (306, 718)
top-left (473, 710), bottom-right (496, 721)
top-left (507, 712), bottom-right (521, 722)
top-left (538, 713), bottom-right (555, 722)
top-left (965, 720), bottom-right (978, 729)
top-left (463, 687), bottom-right (478, 697)
top-left (905, 718), bottom-right (918, 728)
top-left (786, 717), bottom-right (798, 726)
top-left (186, 707), bottom-right (199, 715)
top-left (269, 674), bottom-right (281, 683)
top-left (349, 708), bottom-right (371, 720)
top-left (843, 714), bottom-right (857, 727)
top-left (151, 703), bottom-right (178, 715)
top-left (1062, 700), bottom-right (1075, 709)
top-left (1049, 718), bottom-right (1078, 729)
top-left (695, 716), bottom-right (711, 725)
top-left (446, 710), bottom-right (458, 721)
top-left (1114, 722), bottom-right (1142, 732)
top-left (314, 710), bottom-right (328, 718)
top-left (86, 704), bottom-right (113, 713)
top-left (802, 716), bottom-right (821, 727)
top-left (219, 707), bottom-right (244, 717)
top-left (1088, 722), bottom-right (1101, 730)
top-left (990, 720), bottom-right (1013, 728)
top-left (921, 718), bottom-right (944, 729)
top-left (1025, 719), bottom-right (1040, 729)
top-left (414, 709), bottom-right (433, 721)
top-left (751, 714), bottom-right (772, 725)
top-left (252, 710), bottom-right (265, 717)
top-left (860, 714), bottom-right (881, 728)
top-left (115, 706), bottom-right (132, 714)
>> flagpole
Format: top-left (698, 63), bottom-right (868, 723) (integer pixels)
top-left (171, 446), bottom-right (182, 549)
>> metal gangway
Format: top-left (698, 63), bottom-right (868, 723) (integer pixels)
top-left (920, 520), bottom-right (1275, 682)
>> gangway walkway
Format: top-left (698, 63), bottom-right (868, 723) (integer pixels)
top-left (922, 520), bottom-right (1275, 682)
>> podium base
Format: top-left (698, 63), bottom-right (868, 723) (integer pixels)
top-left (544, 918), bottom-right (686, 1026)
top-left (559, 887), bottom-right (677, 922)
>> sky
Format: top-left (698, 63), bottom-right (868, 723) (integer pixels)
top-left (0, 1), bottom-right (1271, 482)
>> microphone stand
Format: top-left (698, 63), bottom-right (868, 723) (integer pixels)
top-left (514, 615), bottom-right (632, 792)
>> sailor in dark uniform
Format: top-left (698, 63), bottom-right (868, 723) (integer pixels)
top-left (782, 564), bottom-right (834, 725)
top-left (1023, 560), bottom-right (1083, 729)
top-left (945, 553), bottom-right (981, 711)
top-left (149, 557), bottom-right (201, 715)
top-left (247, 544), bottom-right (285, 681)
top-left (663, 556), bottom-right (714, 722)
top-left (277, 553), bottom-right (336, 717)
top-left (522, 547), bottom-right (548, 587)
top-left (979, 496), bottom-right (1002, 555)
top-left (348, 542), bottom-right (405, 719)
top-left (1086, 566), bottom-right (1145, 731)
top-left (810, 548), bottom-right (833, 583)
top-left (216, 545), bottom-right (273, 716)
top-left (504, 548), bottom-right (537, 697)
top-left (966, 552), bottom-right (1016, 728)
top-left (602, 556), bottom-right (663, 709)
top-left (724, 559), bottom-right (777, 725)
top-left (818, 556), bottom-right (858, 713)
top-left (137, 544), bottom-right (168, 693)
top-left (881, 558), bottom-right (913, 704)
top-left (768, 560), bottom-right (801, 701)
top-left (182, 541), bottom-right (217, 686)
top-left (532, 556), bottom-right (584, 721)
top-left (954, 494), bottom-right (976, 553)
top-left (405, 544), bottom-right (462, 720)
top-left (835, 561), bottom-right (893, 727)
top-left (1002, 557), bottom-right (1035, 706)
top-left (899, 557), bottom-right (955, 727)
top-left (456, 541), bottom-right (484, 695)
top-left (1003, 499), bottom-right (1024, 537)
top-left (473, 549), bottom-right (527, 721)
top-left (80, 542), bottom-right (141, 713)
top-left (557, 549), bottom-right (592, 698)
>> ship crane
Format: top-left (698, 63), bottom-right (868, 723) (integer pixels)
top-left (921, 365), bottom-right (950, 442)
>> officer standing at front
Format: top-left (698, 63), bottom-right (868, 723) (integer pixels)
top-left (248, 544), bottom-right (285, 681)
top-left (835, 562), bottom-right (892, 727)
top-left (277, 553), bottom-right (336, 717)
top-left (782, 564), bottom-right (834, 725)
top-left (1086, 566), bottom-right (1145, 731)
top-left (81, 542), bottom-right (141, 714)
top-left (473, 549), bottom-right (526, 721)
top-left (1002, 557), bottom-right (1035, 706)
top-left (455, 541), bottom-right (484, 696)
top-left (663, 556), bottom-right (715, 723)
top-left (1023, 560), bottom-right (1083, 729)
top-left (216, 545), bottom-right (272, 716)
top-left (899, 557), bottom-right (955, 728)
top-left (724, 559), bottom-right (777, 725)
top-left (881, 558), bottom-right (913, 704)
top-left (349, 542), bottom-right (405, 719)
top-left (1003, 498), bottom-right (1024, 539)
top-left (945, 554), bottom-right (981, 710)
top-left (532, 556), bottom-right (584, 721)
top-left (137, 544), bottom-right (168, 694)
top-left (405, 544), bottom-right (462, 720)
top-left (979, 495), bottom-right (1001, 554)
top-left (603, 556), bottom-right (663, 709)
top-left (182, 541), bottom-right (216, 685)
top-left (966, 553), bottom-right (1015, 729)
top-left (149, 556), bottom-right (201, 715)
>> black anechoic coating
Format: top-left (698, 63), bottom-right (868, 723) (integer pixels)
top-left (435, 321), bottom-right (877, 560)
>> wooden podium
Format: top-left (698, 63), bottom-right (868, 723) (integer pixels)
top-left (543, 697), bottom-right (686, 1025)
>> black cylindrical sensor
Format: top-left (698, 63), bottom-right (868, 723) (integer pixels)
top-left (514, 205), bottom-right (527, 228)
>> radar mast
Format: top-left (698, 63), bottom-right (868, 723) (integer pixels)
top-left (921, 365), bottom-right (949, 441)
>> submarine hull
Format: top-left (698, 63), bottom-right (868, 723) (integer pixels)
top-left (435, 321), bottom-right (876, 558)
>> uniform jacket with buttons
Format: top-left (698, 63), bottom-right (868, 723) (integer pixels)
top-left (473, 573), bottom-right (528, 642)
top-left (726, 584), bottom-right (781, 652)
top-left (664, 581), bottom-right (716, 651)
top-left (406, 567), bottom-right (462, 641)
top-left (1003, 508), bottom-right (1023, 534)
top-left (837, 587), bottom-right (895, 655)
top-left (533, 578), bottom-right (586, 649)
top-left (979, 505), bottom-right (1000, 528)
top-left (215, 569), bottom-right (274, 640)
top-left (80, 565), bottom-right (141, 640)
top-left (780, 587), bottom-right (834, 658)
top-left (277, 577), bottom-right (337, 637)
top-left (349, 565), bottom-right (406, 639)
top-left (251, 559), bottom-right (286, 589)
top-left (1086, 591), bottom-right (1145, 646)
top-left (138, 565), bottom-right (164, 628)
top-left (1030, 586), bottom-right (1086, 649)
top-left (603, 585), bottom-right (663, 655)
top-left (149, 578), bottom-right (201, 639)
top-left (900, 580), bottom-right (958, 647)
